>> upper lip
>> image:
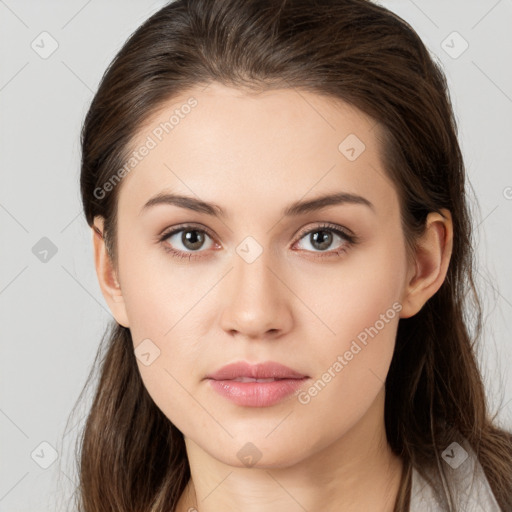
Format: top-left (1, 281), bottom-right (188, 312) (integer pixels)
top-left (205, 361), bottom-right (308, 380)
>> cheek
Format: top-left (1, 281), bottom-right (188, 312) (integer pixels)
top-left (291, 274), bottom-right (401, 455)
top-left (116, 243), bottom-right (214, 425)
top-left (122, 269), bottom-right (207, 432)
top-left (304, 234), bottom-right (406, 347)
top-left (295, 236), bottom-right (405, 407)
top-left (117, 235), bottom-right (193, 339)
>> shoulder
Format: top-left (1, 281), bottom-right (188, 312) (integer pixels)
top-left (409, 438), bottom-right (502, 511)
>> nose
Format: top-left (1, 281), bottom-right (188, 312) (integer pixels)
top-left (219, 249), bottom-right (293, 340)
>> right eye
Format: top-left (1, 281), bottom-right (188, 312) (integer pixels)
top-left (159, 224), bottom-right (219, 260)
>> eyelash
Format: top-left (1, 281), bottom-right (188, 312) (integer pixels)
top-left (158, 222), bottom-right (359, 261)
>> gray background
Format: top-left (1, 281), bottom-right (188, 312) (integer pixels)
top-left (0, 1), bottom-right (511, 510)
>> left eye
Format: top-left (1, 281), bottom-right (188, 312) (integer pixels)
top-left (294, 226), bottom-right (354, 253)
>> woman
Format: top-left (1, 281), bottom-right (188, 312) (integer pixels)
top-left (71, 0), bottom-right (512, 510)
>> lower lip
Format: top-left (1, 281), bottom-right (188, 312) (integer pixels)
top-left (207, 378), bottom-right (308, 407)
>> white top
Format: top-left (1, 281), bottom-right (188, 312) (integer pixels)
top-left (409, 438), bottom-right (501, 511)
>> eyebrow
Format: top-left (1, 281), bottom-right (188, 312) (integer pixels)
top-left (140, 190), bottom-right (375, 218)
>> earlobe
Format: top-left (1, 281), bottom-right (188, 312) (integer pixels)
top-left (92, 216), bottom-right (130, 327)
top-left (400, 209), bottom-right (453, 319)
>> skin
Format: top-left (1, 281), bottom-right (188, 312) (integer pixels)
top-left (92, 82), bottom-right (453, 512)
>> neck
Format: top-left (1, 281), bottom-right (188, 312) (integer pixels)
top-left (176, 387), bottom-right (403, 512)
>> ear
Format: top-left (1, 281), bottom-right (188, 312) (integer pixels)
top-left (400, 209), bottom-right (453, 318)
top-left (92, 216), bottom-right (130, 327)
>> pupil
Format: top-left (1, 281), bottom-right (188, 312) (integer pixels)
top-left (183, 230), bottom-right (204, 250)
top-left (312, 231), bottom-right (332, 251)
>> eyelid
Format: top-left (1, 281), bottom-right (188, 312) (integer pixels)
top-left (158, 222), bottom-right (216, 242)
top-left (294, 221), bottom-right (356, 242)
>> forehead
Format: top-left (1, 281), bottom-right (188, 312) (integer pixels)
top-left (117, 82), bottom-right (397, 219)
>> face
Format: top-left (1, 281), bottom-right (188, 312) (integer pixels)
top-left (100, 82), bottom-right (415, 467)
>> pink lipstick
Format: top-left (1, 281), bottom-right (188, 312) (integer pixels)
top-left (205, 361), bottom-right (309, 407)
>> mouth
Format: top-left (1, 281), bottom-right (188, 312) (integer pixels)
top-left (205, 361), bottom-right (309, 407)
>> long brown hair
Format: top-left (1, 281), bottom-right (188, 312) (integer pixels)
top-left (68, 0), bottom-right (512, 510)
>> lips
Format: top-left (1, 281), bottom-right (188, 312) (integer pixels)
top-left (205, 361), bottom-right (308, 381)
top-left (206, 361), bottom-right (310, 407)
